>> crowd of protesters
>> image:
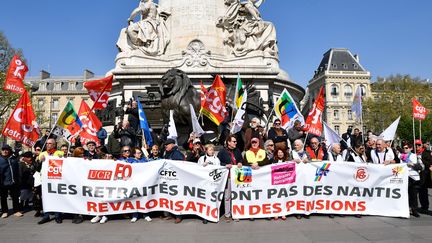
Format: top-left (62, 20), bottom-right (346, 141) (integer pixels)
top-left (1, 113), bottom-right (432, 225)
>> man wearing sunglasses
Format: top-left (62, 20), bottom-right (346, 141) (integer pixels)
top-left (267, 118), bottom-right (289, 150)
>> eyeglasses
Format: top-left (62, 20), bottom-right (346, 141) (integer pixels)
top-left (415, 144), bottom-right (422, 146)
top-left (274, 123), bottom-right (281, 125)
top-left (268, 144), bottom-right (274, 147)
top-left (403, 147), bottom-right (409, 149)
top-left (122, 150), bottom-right (130, 153)
top-left (231, 140), bottom-right (237, 143)
top-left (35, 149), bottom-right (41, 151)
top-left (251, 141), bottom-right (258, 144)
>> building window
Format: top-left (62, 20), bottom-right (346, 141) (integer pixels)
top-left (342, 63), bottom-right (348, 69)
top-left (334, 125), bottom-right (340, 135)
top-left (51, 113), bottom-right (58, 128)
top-left (334, 110), bottom-right (339, 120)
top-left (54, 82), bottom-right (62, 91)
top-left (39, 82), bottom-right (47, 91)
top-left (344, 85), bottom-right (353, 97)
top-left (330, 84), bottom-right (339, 96)
top-left (37, 98), bottom-right (45, 110)
top-left (360, 84), bottom-right (366, 96)
top-left (353, 64), bottom-right (359, 69)
top-left (348, 110), bottom-right (353, 120)
top-left (52, 98), bottom-right (59, 110)
top-left (68, 82), bottom-right (76, 91)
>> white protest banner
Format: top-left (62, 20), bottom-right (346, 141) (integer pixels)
top-left (231, 162), bottom-right (409, 219)
top-left (41, 158), bottom-right (228, 222)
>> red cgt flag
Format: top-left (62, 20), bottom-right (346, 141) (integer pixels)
top-left (83, 75), bottom-right (113, 110)
top-left (304, 86), bottom-right (325, 137)
top-left (413, 98), bottom-right (428, 120)
top-left (74, 100), bottom-right (102, 146)
top-left (199, 80), bottom-right (208, 108)
top-left (2, 91), bottom-right (40, 147)
top-left (4, 55), bottom-right (28, 94)
top-left (200, 75), bottom-right (228, 125)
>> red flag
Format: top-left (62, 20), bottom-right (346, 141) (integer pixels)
top-left (200, 80), bottom-right (208, 108)
top-left (200, 75), bottom-right (228, 125)
top-left (2, 91), bottom-right (40, 147)
top-left (304, 86), bottom-right (325, 137)
top-left (83, 75), bottom-right (113, 110)
top-left (413, 98), bottom-right (428, 120)
top-left (4, 55), bottom-right (28, 94)
top-left (76, 100), bottom-right (102, 146)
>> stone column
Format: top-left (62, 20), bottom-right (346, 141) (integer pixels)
top-left (159, 0), bottom-right (227, 57)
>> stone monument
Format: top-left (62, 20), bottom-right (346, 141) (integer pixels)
top-left (110, 0), bottom-right (304, 130)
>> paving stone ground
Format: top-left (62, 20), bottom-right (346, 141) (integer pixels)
top-left (0, 191), bottom-right (432, 243)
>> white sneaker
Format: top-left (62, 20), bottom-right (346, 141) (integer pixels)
top-left (144, 216), bottom-right (152, 222)
top-left (14, 212), bottom-right (23, 217)
top-left (99, 216), bottom-right (108, 224)
top-left (131, 217), bottom-right (138, 223)
top-left (90, 216), bottom-right (101, 224)
top-left (1, 213), bottom-right (8, 218)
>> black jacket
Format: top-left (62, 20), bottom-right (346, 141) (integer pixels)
top-left (0, 155), bottom-right (20, 187)
top-left (217, 147), bottom-right (243, 166)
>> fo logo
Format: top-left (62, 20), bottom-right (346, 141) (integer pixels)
top-left (235, 167), bottom-right (252, 185)
top-left (354, 167), bottom-right (369, 182)
top-left (48, 159), bottom-right (63, 179)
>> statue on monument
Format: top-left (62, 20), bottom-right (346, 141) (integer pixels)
top-left (116, 0), bottom-right (170, 56)
top-left (217, 0), bottom-right (278, 58)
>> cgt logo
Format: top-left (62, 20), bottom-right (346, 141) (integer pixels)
top-left (48, 159), bottom-right (63, 179)
top-left (354, 167), bottom-right (369, 182)
top-left (314, 163), bottom-right (331, 182)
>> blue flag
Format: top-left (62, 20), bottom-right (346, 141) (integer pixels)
top-left (136, 97), bottom-right (153, 146)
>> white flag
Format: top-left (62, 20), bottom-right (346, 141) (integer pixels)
top-left (323, 122), bottom-right (342, 148)
top-left (380, 116), bottom-right (401, 141)
top-left (167, 110), bottom-right (178, 142)
top-left (189, 104), bottom-right (205, 136)
top-left (351, 86), bottom-right (363, 121)
top-left (231, 90), bottom-right (248, 134)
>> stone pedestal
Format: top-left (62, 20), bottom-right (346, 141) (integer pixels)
top-left (110, 0), bottom-right (304, 129)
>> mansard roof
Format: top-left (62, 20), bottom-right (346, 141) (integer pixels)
top-left (313, 48), bottom-right (366, 78)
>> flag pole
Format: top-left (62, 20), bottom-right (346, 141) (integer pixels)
top-left (264, 107), bottom-right (275, 134)
top-left (413, 117), bottom-right (416, 154)
top-left (419, 120), bottom-right (422, 142)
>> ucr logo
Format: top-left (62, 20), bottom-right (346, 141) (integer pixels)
top-left (354, 167), bottom-right (369, 182)
top-left (48, 159), bottom-right (63, 179)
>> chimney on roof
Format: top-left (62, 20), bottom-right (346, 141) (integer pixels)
top-left (354, 54), bottom-right (360, 63)
top-left (40, 70), bottom-right (50, 79)
top-left (84, 69), bottom-right (94, 80)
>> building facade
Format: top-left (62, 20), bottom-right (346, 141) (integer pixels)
top-left (25, 70), bottom-right (100, 131)
top-left (306, 48), bottom-right (371, 135)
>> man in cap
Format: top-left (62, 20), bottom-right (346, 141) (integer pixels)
top-left (163, 139), bottom-right (185, 161)
top-left (0, 145), bottom-right (22, 218)
top-left (84, 141), bottom-right (99, 160)
top-left (162, 138), bottom-right (185, 223)
top-left (185, 138), bottom-right (204, 163)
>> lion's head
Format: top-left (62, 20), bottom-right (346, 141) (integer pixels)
top-left (160, 69), bottom-right (192, 98)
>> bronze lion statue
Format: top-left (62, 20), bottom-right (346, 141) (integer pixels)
top-left (159, 69), bottom-right (201, 143)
